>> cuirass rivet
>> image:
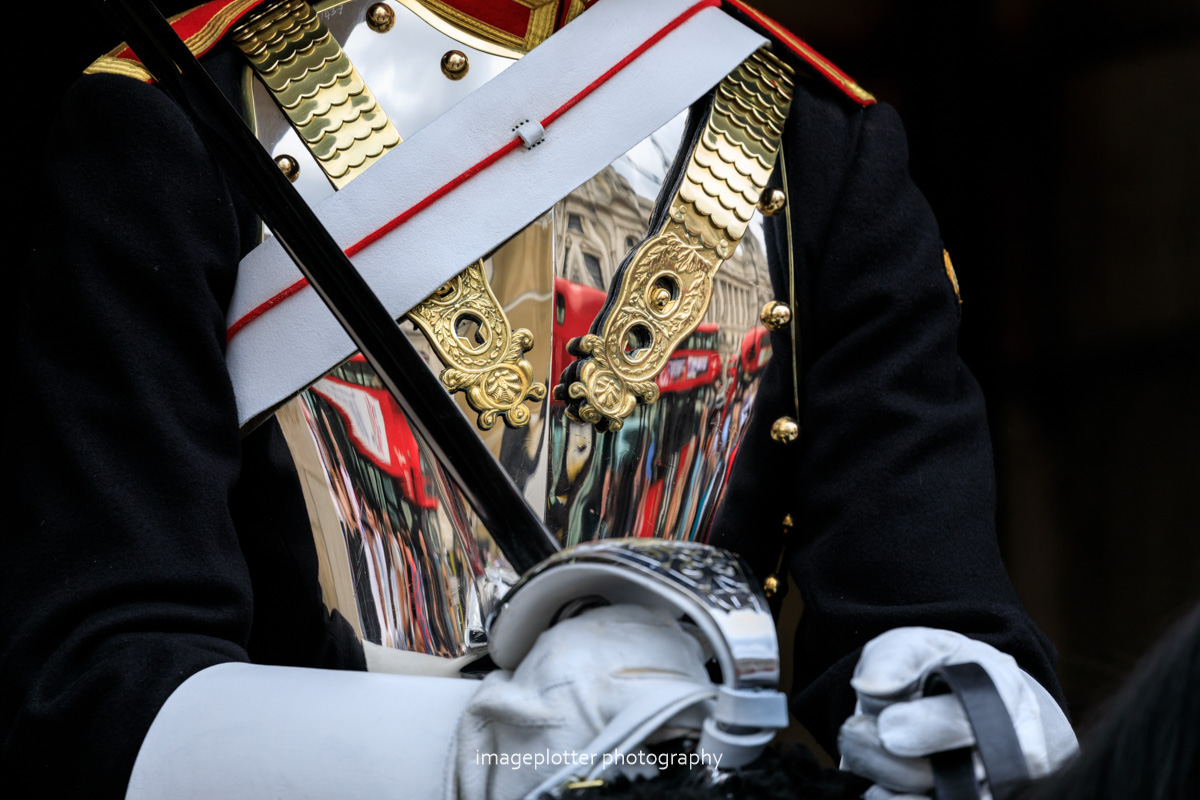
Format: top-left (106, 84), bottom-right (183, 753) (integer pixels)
top-left (759, 300), bottom-right (792, 331)
top-left (648, 286), bottom-right (672, 311)
top-left (770, 416), bottom-right (800, 444)
top-left (274, 154), bottom-right (300, 182)
top-left (366, 3), bottom-right (395, 33)
top-left (441, 50), bottom-right (470, 80)
top-left (757, 187), bottom-right (787, 216)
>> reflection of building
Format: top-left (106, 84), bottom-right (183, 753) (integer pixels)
top-left (559, 167), bottom-right (650, 289)
top-left (557, 166), bottom-right (771, 359)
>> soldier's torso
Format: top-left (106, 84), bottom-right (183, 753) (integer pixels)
top-left (87, 0), bottom-right (871, 663)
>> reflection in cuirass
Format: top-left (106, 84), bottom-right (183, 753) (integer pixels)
top-left (261, 0), bottom-right (778, 658)
top-left (548, 160), bottom-right (772, 547)
top-left (279, 148), bottom-right (775, 656)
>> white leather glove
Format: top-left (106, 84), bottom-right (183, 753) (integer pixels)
top-left (838, 628), bottom-right (1078, 799)
top-left (454, 603), bottom-right (716, 800)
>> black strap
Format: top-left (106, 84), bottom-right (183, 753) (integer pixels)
top-left (923, 662), bottom-right (1032, 800)
top-left (929, 745), bottom-right (979, 800)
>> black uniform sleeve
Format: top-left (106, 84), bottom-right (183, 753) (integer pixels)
top-left (4, 60), bottom-right (362, 797)
top-left (713, 80), bottom-right (1062, 755)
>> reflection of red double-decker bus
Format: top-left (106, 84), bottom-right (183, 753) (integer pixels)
top-left (551, 277), bottom-right (607, 393)
top-left (738, 325), bottom-right (772, 379)
top-left (552, 277), bottom-right (723, 396)
top-left (309, 355), bottom-right (438, 509)
top-left (655, 323), bottom-right (722, 394)
top-left (548, 278), bottom-right (727, 543)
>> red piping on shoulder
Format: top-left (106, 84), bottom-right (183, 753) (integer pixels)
top-left (723, 0), bottom-right (876, 107)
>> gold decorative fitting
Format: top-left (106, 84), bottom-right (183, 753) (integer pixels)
top-left (781, 512), bottom-right (794, 530)
top-left (757, 187), bottom-right (786, 216)
top-left (763, 575), bottom-right (780, 598)
top-left (238, 0), bottom-right (543, 430)
top-left (405, 261), bottom-right (547, 430)
top-left (760, 300), bottom-right (792, 331)
top-left (440, 50), bottom-right (470, 80)
top-left (559, 48), bottom-right (794, 431)
top-left (274, 154), bottom-right (300, 182)
top-left (365, 2), bottom-right (395, 33)
top-left (770, 416), bottom-right (800, 444)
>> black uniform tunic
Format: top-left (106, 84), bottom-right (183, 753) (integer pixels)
top-left (4, 18), bottom-right (1062, 797)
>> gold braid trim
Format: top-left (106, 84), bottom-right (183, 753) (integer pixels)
top-left (84, 0), bottom-right (267, 83)
top-left (84, 56), bottom-right (156, 82)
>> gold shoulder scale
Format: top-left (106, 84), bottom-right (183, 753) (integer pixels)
top-left (559, 48), bottom-right (794, 431)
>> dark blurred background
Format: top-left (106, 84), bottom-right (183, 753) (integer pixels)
top-left (31, 0), bottom-right (1200, 729)
top-left (755, 0), bottom-right (1200, 725)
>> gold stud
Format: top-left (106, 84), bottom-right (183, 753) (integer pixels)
top-left (565, 779), bottom-right (606, 790)
top-left (770, 416), bottom-right (800, 444)
top-left (648, 286), bottom-right (672, 311)
top-left (441, 50), bottom-right (469, 80)
top-left (763, 575), bottom-right (781, 598)
top-left (366, 3), bottom-right (395, 33)
top-left (760, 300), bottom-right (792, 331)
top-left (274, 154), bottom-right (300, 182)
top-left (758, 187), bottom-right (786, 216)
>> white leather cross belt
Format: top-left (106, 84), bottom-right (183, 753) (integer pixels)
top-left (224, 0), bottom-right (766, 427)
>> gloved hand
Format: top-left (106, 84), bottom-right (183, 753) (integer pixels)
top-left (838, 628), bottom-right (1078, 800)
top-left (454, 603), bottom-right (716, 800)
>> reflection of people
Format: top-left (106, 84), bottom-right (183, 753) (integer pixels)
top-left (5, 0), bottom-right (1074, 796)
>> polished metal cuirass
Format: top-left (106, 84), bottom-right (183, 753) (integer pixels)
top-left (245, 0), bottom-right (785, 658)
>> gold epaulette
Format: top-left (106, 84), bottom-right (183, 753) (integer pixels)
top-left (84, 0), bottom-right (271, 83)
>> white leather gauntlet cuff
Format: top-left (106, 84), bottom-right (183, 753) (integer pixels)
top-left (126, 662), bottom-right (479, 800)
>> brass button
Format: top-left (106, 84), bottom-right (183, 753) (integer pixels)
top-left (757, 187), bottom-right (787, 216)
top-left (441, 50), bottom-right (470, 80)
top-left (770, 416), bottom-right (800, 444)
top-left (366, 3), bottom-right (395, 33)
top-left (763, 575), bottom-right (780, 598)
top-left (274, 154), bottom-right (300, 182)
top-left (760, 300), bottom-right (792, 331)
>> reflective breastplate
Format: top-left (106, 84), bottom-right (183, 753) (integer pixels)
top-left (234, 0), bottom-right (793, 659)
